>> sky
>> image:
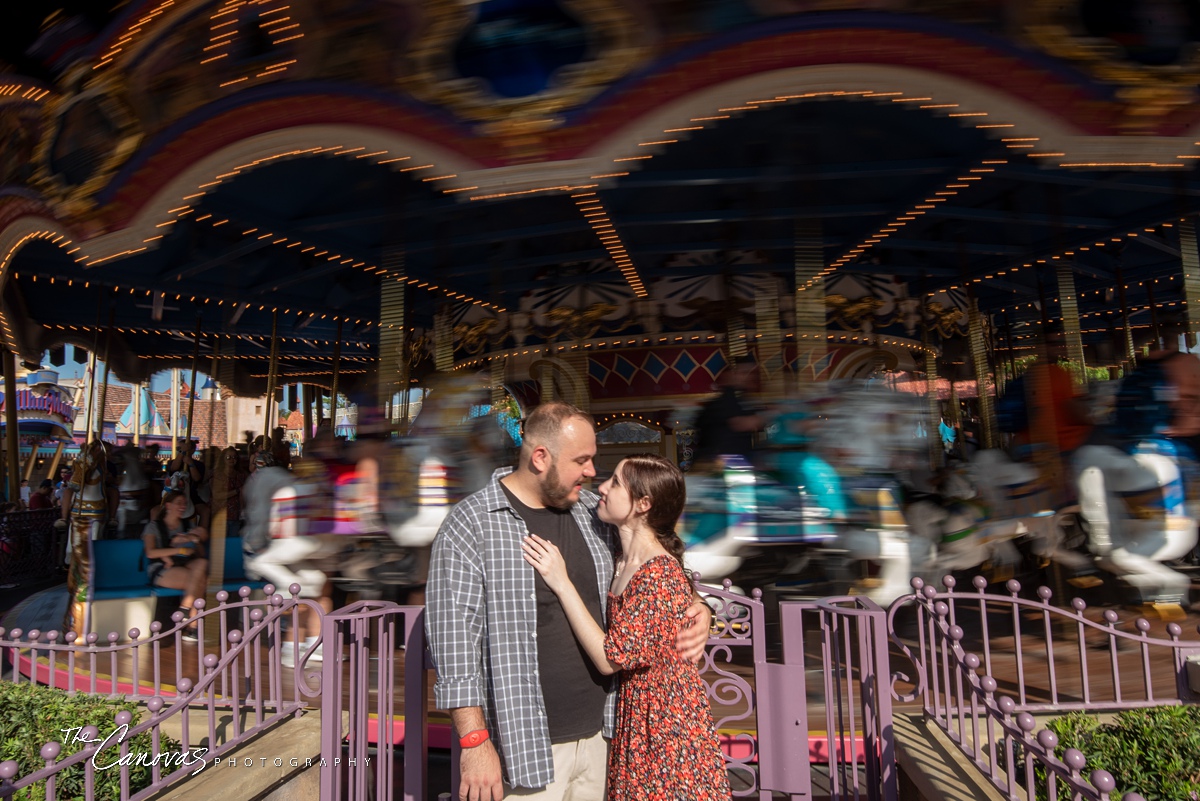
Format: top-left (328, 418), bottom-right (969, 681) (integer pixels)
top-left (42, 345), bottom-right (205, 394)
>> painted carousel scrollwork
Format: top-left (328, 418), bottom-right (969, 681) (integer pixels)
top-left (543, 302), bottom-right (619, 340)
top-left (1023, 0), bottom-right (1200, 124)
top-left (32, 80), bottom-right (142, 218)
top-left (401, 0), bottom-right (650, 130)
top-left (825, 294), bottom-right (885, 332)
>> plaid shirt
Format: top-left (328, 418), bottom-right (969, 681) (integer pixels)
top-left (426, 468), bottom-right (618, 789)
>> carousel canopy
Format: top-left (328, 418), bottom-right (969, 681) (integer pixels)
top-left (1, 2), bottom-right (1199, 394)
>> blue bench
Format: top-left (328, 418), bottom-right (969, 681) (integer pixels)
top-left (86, 539), bottom-right (183, 640)
top-left (221, 536), bottom-right (269, 594)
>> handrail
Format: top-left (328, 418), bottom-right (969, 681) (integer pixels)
top-left (0, 584), bottom-right (325, 800)
top-left (887, 574), bottom-right (1199, 801)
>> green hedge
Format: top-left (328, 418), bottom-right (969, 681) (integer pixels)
top-left (1042, 706), bottom-right (1200, 801)
top-left (0, 681), bottom-right (185, 800)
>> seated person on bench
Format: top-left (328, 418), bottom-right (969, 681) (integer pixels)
top-left (143, 490), bottom-right (209, 638)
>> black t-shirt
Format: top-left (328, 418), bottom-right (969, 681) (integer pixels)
top-left (501, 483), bottom-right (609, 744)
top-left (694, 387), bottom-right (754, 461)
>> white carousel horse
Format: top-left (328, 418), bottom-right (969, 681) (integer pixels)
top-left (1072, 443), bottom-right (1197, 604)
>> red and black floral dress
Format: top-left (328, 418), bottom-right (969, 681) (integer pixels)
top-left (604, 554), bottom-right (731, 801)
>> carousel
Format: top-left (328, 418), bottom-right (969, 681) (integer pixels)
top-left (0, 2), bottom-right (1197, 438)
top-left (2, 1), bottom-right (1200, 600)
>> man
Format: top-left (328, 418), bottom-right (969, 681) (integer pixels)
top-left (427, 402), bottom-right (712, 801)
top-left (28, 479), bottom-right (54, 510)
top-left (53, 465), bottom-right (72, 504)
top-left (691, 355), bottom-right (765, 465)
top-left (1017, 321), bottom-right (1092, 457)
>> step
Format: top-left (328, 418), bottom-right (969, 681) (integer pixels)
top-left (146, 713), bottom-right (322, 801)
top-left (893, 712), bottom-right (1006, 801)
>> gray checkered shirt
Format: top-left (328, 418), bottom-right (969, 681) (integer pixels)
top-left (426, 467), bottom-right (618, 789)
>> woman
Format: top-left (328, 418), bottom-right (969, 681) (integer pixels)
top-left (523, 454), bottom-right (730, 801)
top-left (142, 491), bottom-right (209, 639)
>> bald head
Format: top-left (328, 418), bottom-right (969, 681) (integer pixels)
top-left (521, 402), bottom-right (593, 459)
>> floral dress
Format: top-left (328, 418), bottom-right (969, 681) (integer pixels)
top-left (604, 554), bottom-right (731, 801)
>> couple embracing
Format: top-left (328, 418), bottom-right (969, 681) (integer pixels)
top-left (427, 402), bottom-right (731, 801)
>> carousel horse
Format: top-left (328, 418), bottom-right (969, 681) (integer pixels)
top-left (1071, 363), bottom-right (1198, 605)
top-left (681, 381), bottom-right (937, 604)
top-left (807, 382), bottom-right (940, 603)
top-left (62, 439), bottom-right (114, 634)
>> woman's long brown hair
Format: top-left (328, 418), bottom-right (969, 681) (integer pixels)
top-left (619, 454), bottom-right (688, 577)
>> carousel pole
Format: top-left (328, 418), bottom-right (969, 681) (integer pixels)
top-left (958, 239), bottom-right (996, 450)
top-left (399, 321), bottom-right (411, 434)
top-left (82, 304), bottom-right (104, 448)
top-left (330, 318), bottom-right (342, 429)
top-left (1114, 261), bottom-right (1136, 370)
top-left (1146, 280), bottom-right (1164, 351)
top-left (263, 311), bottom-right (280, 442)
top-left (4, 350), bottom-right (19, 503)
top-left (132, 381), bottom-right (142, 446)
top-left (379, 251), bottom-right (406, 424)
top-left (755, 276), bottom-right (783, 402)
top-left (169, 369), bottom-right (179, 458)
top-left (1180, 217), bottom-right (1200, 351)
top-left (185, 316), bottom-right (201, 444)
top-left (794, 219), bottom-right (826, 390)
top-left (301, 384), bottom-right (311, 446)
top-left (1003, 313), bottom-right (1017, 382)
top-left (1056, 262), bottom-right (1086, 385)
top-left (919, 275), bottom-right (941, 469)
top-left (208, 341), bottom-right (220, 442)
top-left (95, 301), bottom-right (116, 443)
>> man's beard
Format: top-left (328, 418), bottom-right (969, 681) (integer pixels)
top-left (540, 460), bottom-right (576, 510)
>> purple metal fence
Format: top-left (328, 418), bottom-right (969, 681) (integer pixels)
top-left (7, 572), bottom-right (1193, 801)
top-left (771, 596), bottom-right (897, 801)
top-left (0, 584), bottom-right (323, 800)
top-left (317, 601), bottom-right (428, 801)
top-left (888, 575), bottom-right (1200, 801)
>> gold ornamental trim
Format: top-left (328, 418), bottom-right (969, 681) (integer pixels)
top-left (31, 75), bottom-right (143, 220)
top-left (1023, 0), bottom-right (1200, 126)
top-left (402, 0), bottom-right (649, 134)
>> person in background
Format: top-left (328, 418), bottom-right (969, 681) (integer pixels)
top-left (222, 446), bottom-right (249, 537)
top-left (1019, 321), bottom-right (1093, 457)
top-left (28, 479), bottom-right (55, 510)
top-left (53, 465), bottom-right (72, 504)
top-left (691, 355), bottom-right (765, 466)
top-left (19, 479), bottom-right (31, 509)
top-left (143, 491), bottom-right (208, 640)
top-left (1145, 346), bottom-right (1200, 564)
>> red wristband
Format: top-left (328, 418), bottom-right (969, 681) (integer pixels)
top-left (459, 729), bottom-right (489, 748)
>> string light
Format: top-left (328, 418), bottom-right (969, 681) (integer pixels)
top-left (830, 157), bottom-right (1007, 275)
top-left (572, 192), bottom-right (647, 298)
top-left (189, 214), bottom-right (505, 311)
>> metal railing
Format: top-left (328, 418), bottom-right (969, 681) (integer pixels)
top-left (317, 601), bottom-right (428, 801)
top-left (888, 575), bottom-right (1200, 801)
top-left (3, 572), bottom-right (1193, 801)
top-left (773, 595), bottom-right (897, 801)
top-left (0, 584), bottom-right (324, 800)
top-left (0, 510), bottom-right (66, 588)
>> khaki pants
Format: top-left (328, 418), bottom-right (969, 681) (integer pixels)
top-left (506, 731), bottom-right (607, 801)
